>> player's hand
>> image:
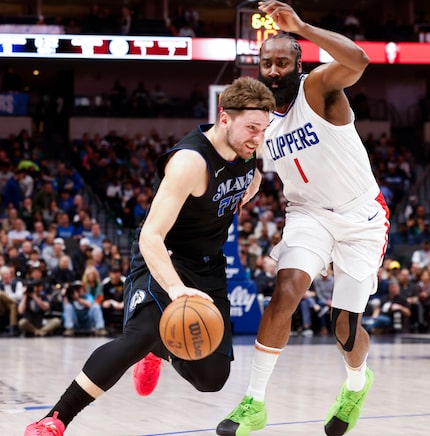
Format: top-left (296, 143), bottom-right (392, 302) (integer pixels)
top-left (167, 285), bottom-right (214, 303)
top-left (258, 1), bottom-right (304, 34)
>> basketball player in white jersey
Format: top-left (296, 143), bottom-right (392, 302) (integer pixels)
top-left (217, 2), bottom-right (390, 436)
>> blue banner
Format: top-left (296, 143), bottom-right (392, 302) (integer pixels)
top-left (224, 214), bottom-right (261, 334)
top-left (0, 93), bottom-right (29, 115)
top-left (224, 214), bottom-right (247, 281)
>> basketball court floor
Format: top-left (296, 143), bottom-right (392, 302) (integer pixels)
top-left (1, 333), bottom-right (429, 435)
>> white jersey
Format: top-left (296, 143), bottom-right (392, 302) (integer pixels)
top-left (261, 74), bottom-right (379, 209)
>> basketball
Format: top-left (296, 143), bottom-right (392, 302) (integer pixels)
top-left (159, 295), bottom-right (224, 361)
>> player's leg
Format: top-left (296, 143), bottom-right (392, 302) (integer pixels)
top-left (25, 303), bottom-right (160, 435)
top-left (172, 351), bottom-right (231, 392)
top-left (217, 245), bottom-right (326, 436)
top-left (324, 267), bottom-right (375, 436)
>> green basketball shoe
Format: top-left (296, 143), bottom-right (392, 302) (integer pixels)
top-left (324, 367), bottom-right (374, 436)
top-left (216, 396), bottom-right (267, 435)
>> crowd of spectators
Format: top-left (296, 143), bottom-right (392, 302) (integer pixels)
top-left (1, 3), bottom-right (429, 42)
top-left (0, 121), bottom-right (429, 339)
top-left (0, 130), bottom-right (127, 337)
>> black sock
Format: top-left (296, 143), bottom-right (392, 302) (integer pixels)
top-left (45, 380), bottom-right (95, 427)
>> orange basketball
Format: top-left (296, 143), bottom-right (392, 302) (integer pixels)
top-left (159, 295), bottom-right (224, 361)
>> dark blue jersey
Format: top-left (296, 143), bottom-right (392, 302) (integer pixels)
top-left (156, 124), bottom-right (257, 259)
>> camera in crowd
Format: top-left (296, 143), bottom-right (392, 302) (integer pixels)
top-left (65, 281), bottom-right (83, 300)
top-left (24, 279), bottom-right (44, 296)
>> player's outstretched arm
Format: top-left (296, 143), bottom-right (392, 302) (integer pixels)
top-left (259, 0), bottom-right (368, 89)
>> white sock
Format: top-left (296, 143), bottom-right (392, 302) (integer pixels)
top-left (345, 355), bottom-right (367, 392)
top-left (245, 340), bottom-right (283, 402)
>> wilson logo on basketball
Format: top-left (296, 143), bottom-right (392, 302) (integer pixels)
top-left (189, 321), bottom-right (204, 358)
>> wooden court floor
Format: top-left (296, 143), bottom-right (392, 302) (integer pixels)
top-left (1, 334), bottom-right (429, 435)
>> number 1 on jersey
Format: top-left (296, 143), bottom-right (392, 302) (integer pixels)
top-left (293, 158), bottom-right (309, 183)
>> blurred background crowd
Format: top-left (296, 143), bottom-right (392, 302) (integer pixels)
top-left (1, 1), bottom-right (430, 338)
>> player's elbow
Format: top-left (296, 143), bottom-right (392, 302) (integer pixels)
top-left (355, 48), bottom-right (369, 71)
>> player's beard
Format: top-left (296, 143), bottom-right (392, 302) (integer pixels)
top-left (258, 67), bottom-right (301, 109)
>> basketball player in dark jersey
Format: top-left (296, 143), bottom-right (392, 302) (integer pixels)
top-left (24, 76), bottom-right (275, 435)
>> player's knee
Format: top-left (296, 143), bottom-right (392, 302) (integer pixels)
top-left (270, 282), bottom-right (303, 315)
top-left (331, 308), bottom-right (359, 352)
top-left (193, 372), bottom-right (228, 392)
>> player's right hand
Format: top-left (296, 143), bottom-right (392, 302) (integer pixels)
top-left (258, 1), bottom-right (304, 34)
top-left (167, 285), bottom-right (214, 303)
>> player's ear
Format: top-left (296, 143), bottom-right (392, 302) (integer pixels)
top-left (297, 59), bottom-right (302, 73)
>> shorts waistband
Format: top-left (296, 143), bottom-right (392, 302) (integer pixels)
top-left (322, 185), bottom-right (381, 213)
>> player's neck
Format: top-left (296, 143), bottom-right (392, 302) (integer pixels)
top-left (205, 127), bottom-right (237, 162)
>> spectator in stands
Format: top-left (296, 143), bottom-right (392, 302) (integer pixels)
top-left (17, 280), bottom-right (62, 337)
top-left (63, 281), bottom-right (107, 337)
top-left (107, 243), bottom-right (124, 272)
top-left (119, 6), bottom-right (132, 35)
top-left (388, 221), bottom-right (416, 249)
top-left (0, 162), bottom-right (13, 208)
top-left (381, 160), bottom-right (409, 215)
top-left (312, 266), bottom-right (335, 335)
top-left (0, 264), bottom-right (22, 336)
top-left (133, 191), bottom-right (149, 227)
top-left (15, 239), bottom-right (33, 277)
top-left (18, 196), bottom-right (35, 231)
top-left (42, 199), bottom-right (61, 228)
top-left (0, 264), bottom-right (24, 303)
top-left (105, 177), bottom-right (123, 217)
top-left (397, 267), bottom-right (425, 332)
top-left (411, 239), bottom-right (430, 269)
top-left (79, 214), bottom-right (93, 240)
top-left (253, 209), bottom-right (277, 241)
top-left (72, 237), bottom-right (93, 280)
top-left (31, 220), bottom-right (48, 248)
top-left (101, 265), bottom-right (125, 333)
top-left (34, 180), bottom-right (59, 215)
top-left (59, 189), bottom-right (76, 219)
top-left (26, 246), bottom-right (42, 274)
top-left (417, 268), bottom-right (430, 328)
top-left (90, 246), bottom-right (110, 280)
top-left (72, 209), bottom-right (90, 239)
top-left (19, 168), bottom-right (35, 199)
top-left (81, 265), bottom-right (104, 304)
top-left (56, 211), bottom-right (76, 240)
top-left (1, 206), bottom-right (18, 233)
top-left (50, 254), bottom-right (75, 289)
top-left (178, 20), bottom-right (196, 37)
top-left (3, 169), bottom-right (25, 210)
top-left (363, 278), bottom-right (411, 333)
top-left (0, 288), bottom-right (19, 336)
top-left (254, 255), bottom-right (277, 311)
top-left (87, 222), bottom-right (106, 249)
top-left (43, 237), bottom-right (67, 273)
top-left (296, 289), bottom-right (322, 337)
top-left (7, 218), bottom-right (31, 248)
